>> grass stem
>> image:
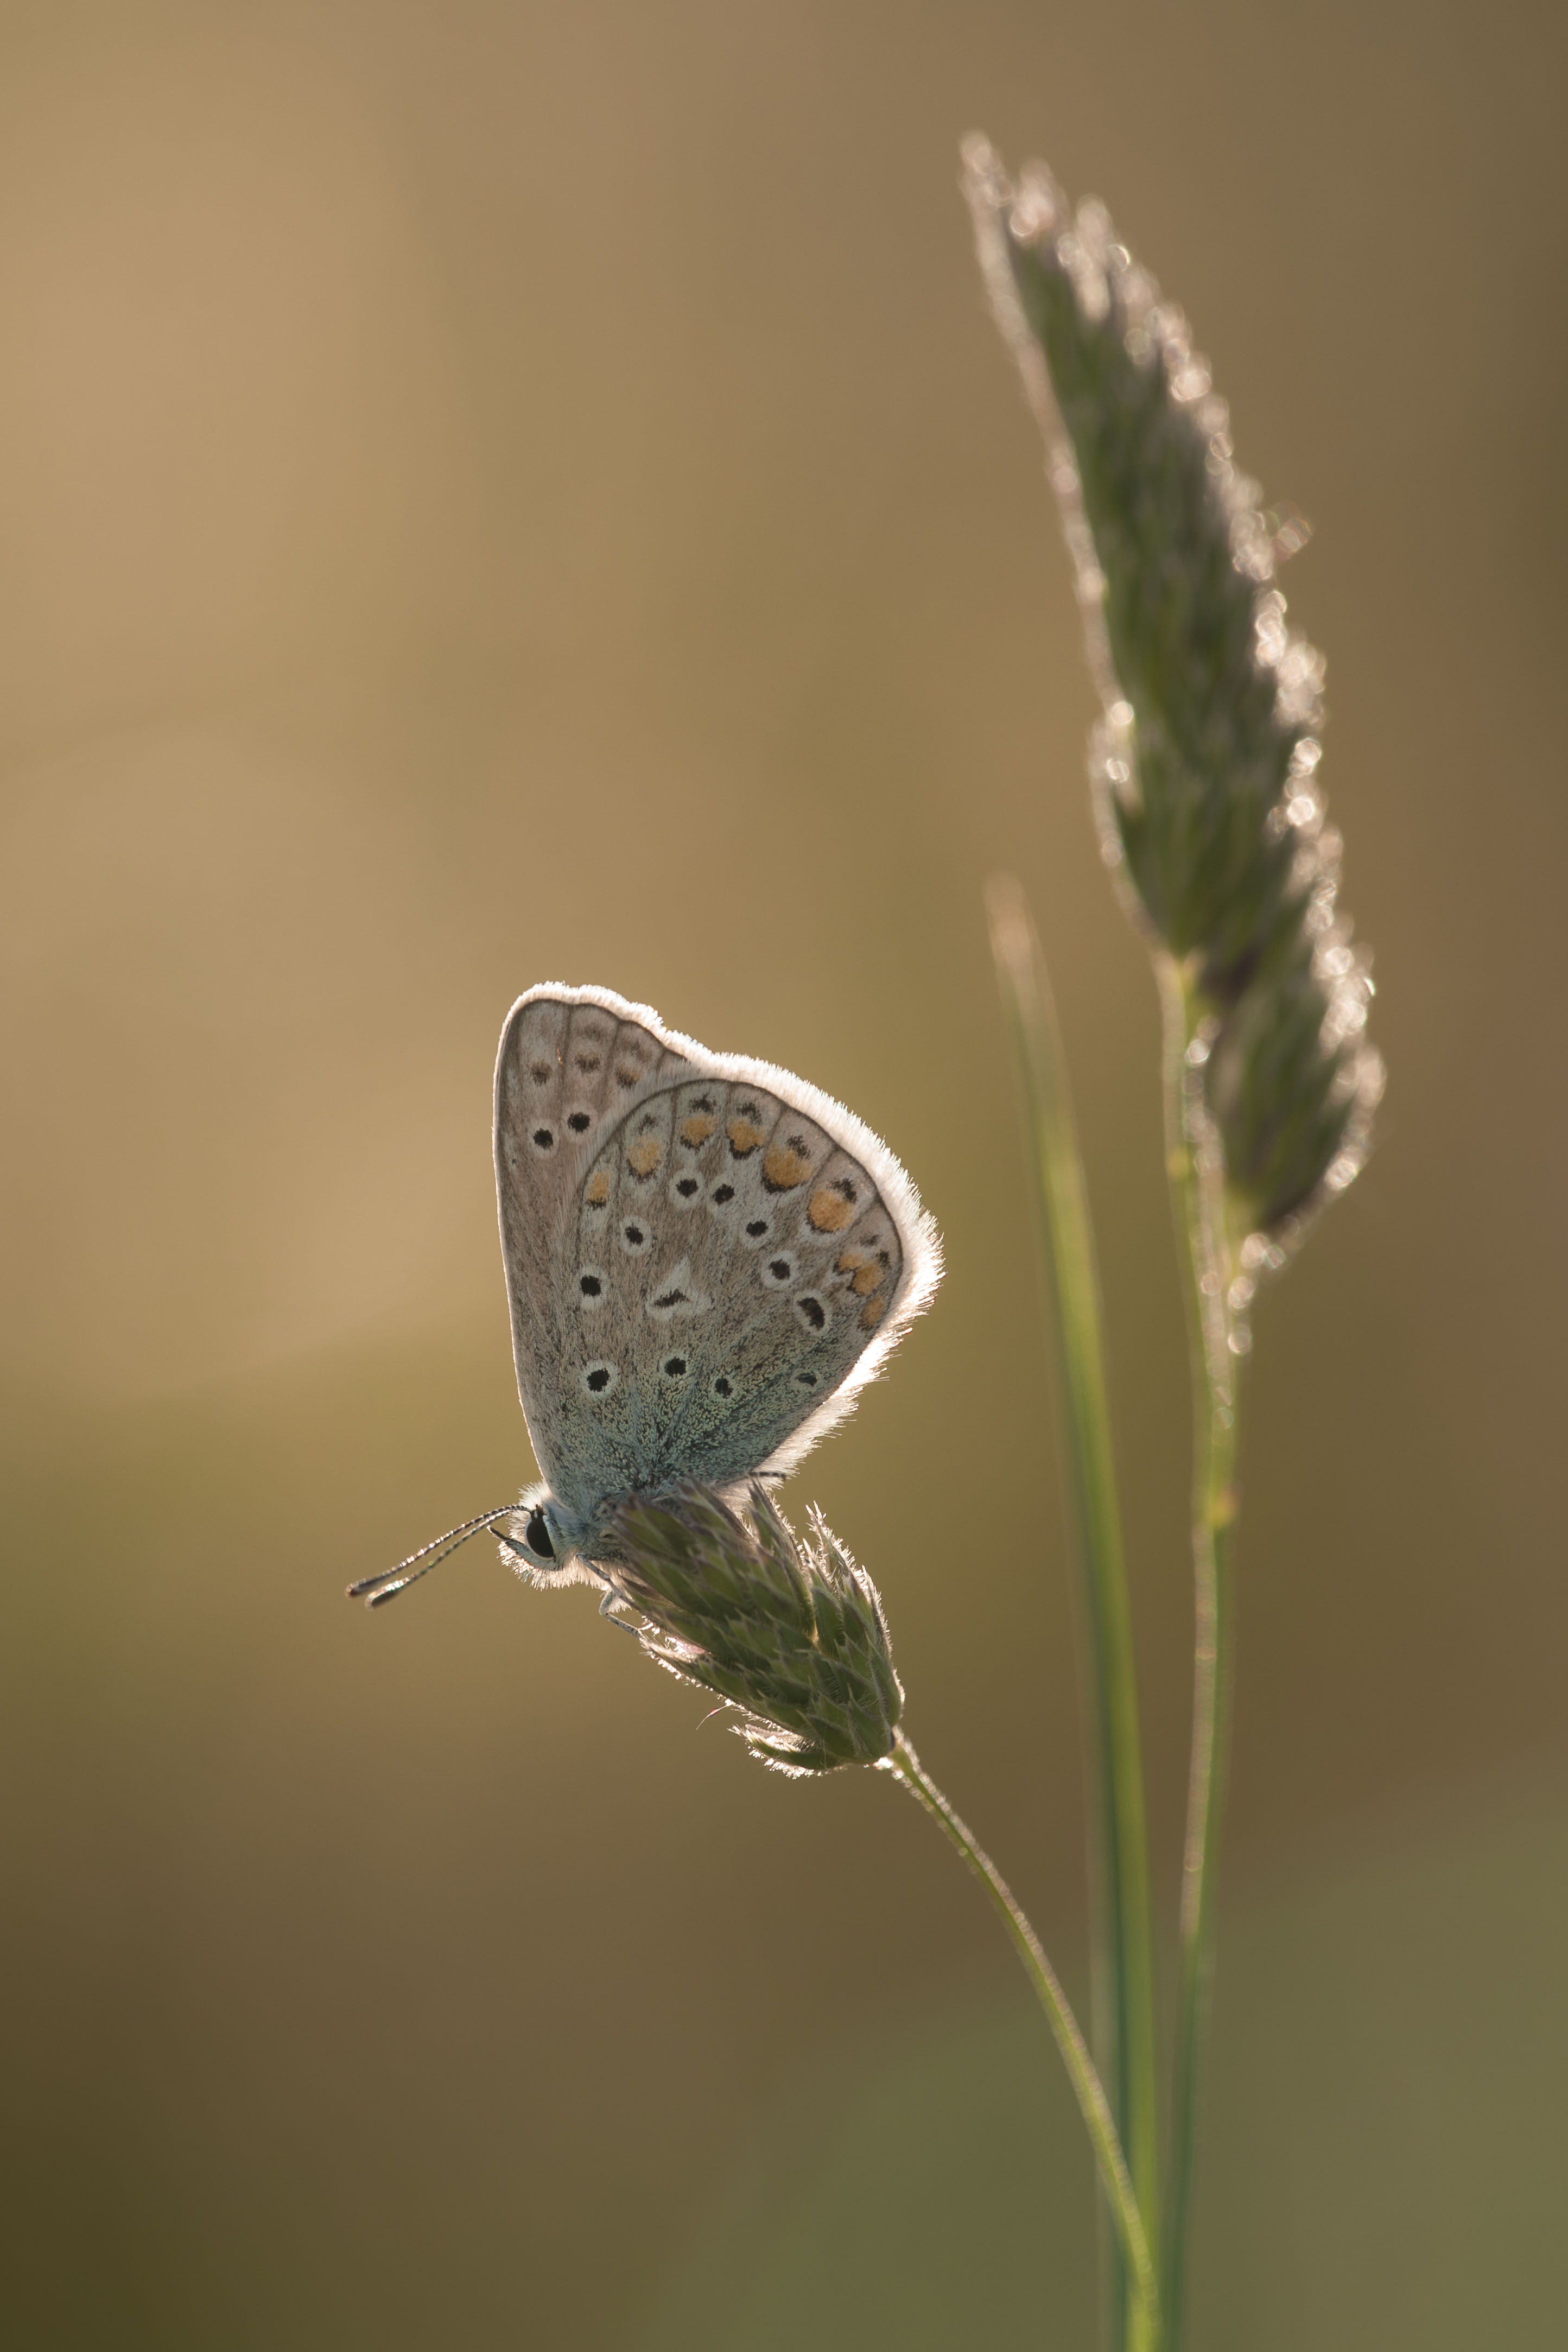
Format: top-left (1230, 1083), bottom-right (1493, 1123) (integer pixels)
top-left (1158, 959), bottom-right (1246, 2352)
top-left (988, 877), bottom-right (1161, 2351)
top-left (883, 1735), bottom-right (1160, 2333)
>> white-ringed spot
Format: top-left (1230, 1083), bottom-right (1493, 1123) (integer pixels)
top-left (581, 1361), bottom-right (619, 1398)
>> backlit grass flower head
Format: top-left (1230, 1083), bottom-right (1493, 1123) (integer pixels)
top-left (605, 1482), bottom-right (903, 1774)
top-left (964, 138), bottom-right (1384, 1303)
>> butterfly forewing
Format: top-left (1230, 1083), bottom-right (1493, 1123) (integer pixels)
top-left (494, 993), bottom-right (688, 1483)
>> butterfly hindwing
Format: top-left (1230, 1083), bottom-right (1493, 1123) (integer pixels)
top-left (557, 1076), bottom-right (905, 1503)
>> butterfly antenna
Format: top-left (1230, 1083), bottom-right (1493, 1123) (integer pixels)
top-left (347, 1507), bottom-right (517, 1609)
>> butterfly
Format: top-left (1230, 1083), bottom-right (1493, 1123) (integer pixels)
top-left (351, 984), bottom-right (942, 1609)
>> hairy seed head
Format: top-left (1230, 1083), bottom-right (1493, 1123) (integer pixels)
top-left (964, 136), bottom-right (1383, 1259)
top-left (605, 1483), bottom-right (903, 1774)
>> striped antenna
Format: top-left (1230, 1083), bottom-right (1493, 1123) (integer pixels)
top-left (347, 1508), bottom-right (516, 1609)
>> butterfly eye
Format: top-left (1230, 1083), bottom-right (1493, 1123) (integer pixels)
top-left (525, 1508), bottom-right (556, 1561)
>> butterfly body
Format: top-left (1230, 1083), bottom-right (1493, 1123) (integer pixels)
top-left (492, 984), bottom-right (942, 1589)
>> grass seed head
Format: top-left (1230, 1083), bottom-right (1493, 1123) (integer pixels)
top-left (606, 1483), bottom-right (903, 1774)
top-left (964, 137), bottom-right (1383, 1259)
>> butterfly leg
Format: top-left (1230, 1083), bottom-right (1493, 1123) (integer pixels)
top-left (595, 1578), bottom-right (643, 1636)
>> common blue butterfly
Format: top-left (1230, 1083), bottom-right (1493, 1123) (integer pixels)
top-left (351, 985), bottom-right (941, 1607)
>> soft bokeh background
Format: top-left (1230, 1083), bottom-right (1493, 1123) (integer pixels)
top-left (3, 3), bottom-right (1563, 2344)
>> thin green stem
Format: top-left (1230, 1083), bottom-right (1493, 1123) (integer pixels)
top-left (883, 1735), bottom-right (1160, 2333)
top-left (1157, 959), bottom-right (1246, 2352)
top-left (988, 877), bottom-right (1160, 2352)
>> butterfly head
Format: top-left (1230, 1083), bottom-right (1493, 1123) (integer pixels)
top-left (498, 1485), bottom-right (580, 1582)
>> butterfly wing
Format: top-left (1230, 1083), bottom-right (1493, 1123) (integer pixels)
top-left (497, 986), bottom-right (942, 1549)
top-left (494, 986), bottom-right (690, 1494)
top-left (496, 987), bottom-right (942, 1545)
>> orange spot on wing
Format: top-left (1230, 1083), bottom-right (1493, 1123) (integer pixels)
top-left (727, 1117), bottom-right (765, 1157)
top-left (627, 1137), bottom-right (663, 1177)
top-left (859, 1295), bottom-right (887, 1332)
top-left (763, 1144), bottom-right (811, 1191)
top-left (809, 1187), bottom-right (855, 1233)
top-left (836, 1247), bottom-right (868, 1274)
top-left (852, 1263), bottom-right (885, 1296)
top-left (586, 1171), bottom-right (611, 1206)
top-left (680, 1114), bottom-right (716, 1147)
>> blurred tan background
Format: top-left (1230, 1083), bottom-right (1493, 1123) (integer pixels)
top-left (2, 2), bottom-right (1564, 2344)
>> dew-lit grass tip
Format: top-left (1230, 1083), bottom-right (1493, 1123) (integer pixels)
top-left (605, 1482), bottom-right (904, 1774)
